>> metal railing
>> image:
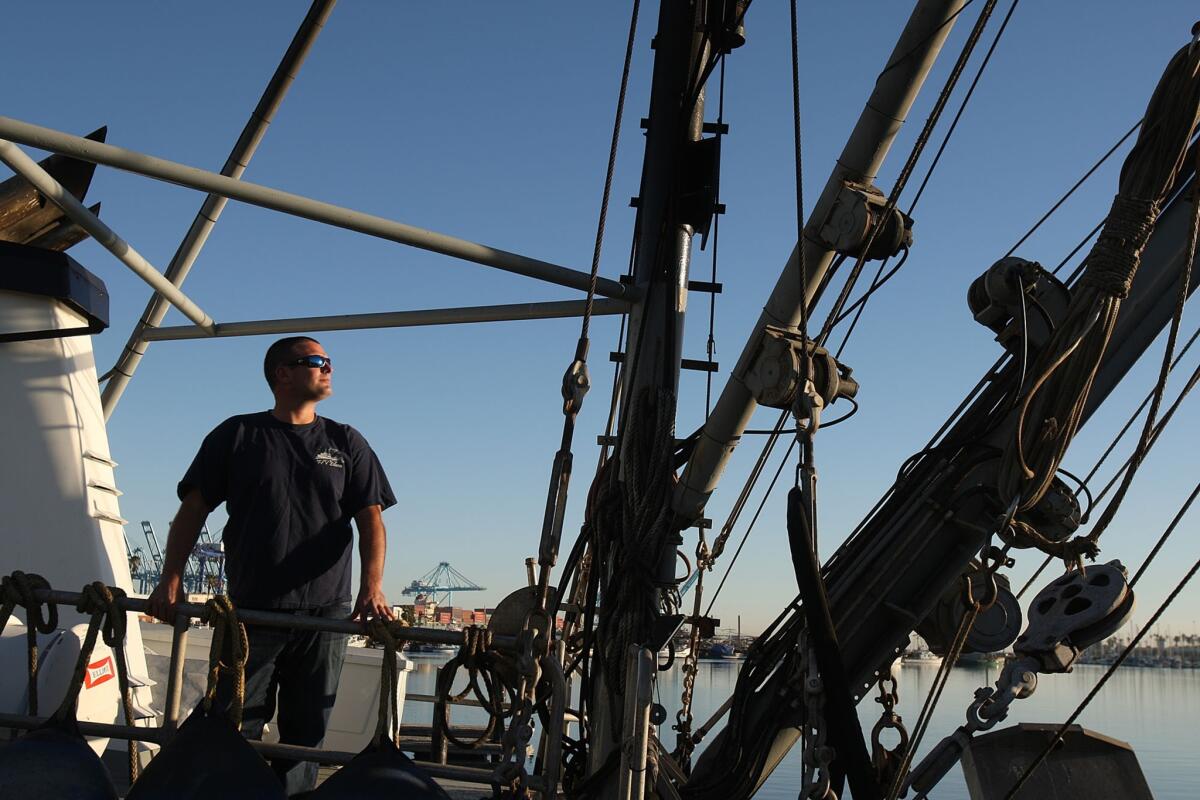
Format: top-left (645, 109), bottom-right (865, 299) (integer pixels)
top-left (0, 588), bottom-right (565, 793)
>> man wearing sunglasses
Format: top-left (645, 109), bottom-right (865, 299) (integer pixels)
top-left (147, 335), bottom-right (396, 794)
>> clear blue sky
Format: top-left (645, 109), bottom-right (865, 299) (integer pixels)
top-left (3, 1), bottom-right (1198, 636)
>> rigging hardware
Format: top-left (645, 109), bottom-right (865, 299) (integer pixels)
top-left (968, 257), bottom-right (1071, 355)
top-left (743, 327), bottom-right (859, 412)
top-left (816, 182), bottom-right (913, 261)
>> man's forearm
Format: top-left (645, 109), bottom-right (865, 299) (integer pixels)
top-left (355, 505), bottom-right (387, 588)
top-left (162, 493), bottom-right (208, 578)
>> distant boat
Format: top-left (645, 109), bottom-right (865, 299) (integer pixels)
top-left (659, 639), bottom-right (692, 666)
top-left (957, 651), bottom-right (1006, 668)
top-left (901, 649), bottom-right (943, 667)
top-left (708, 642), bottom-right (737, 659)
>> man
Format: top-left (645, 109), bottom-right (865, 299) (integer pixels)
top-left (147, 335), bottom-right (395, 794)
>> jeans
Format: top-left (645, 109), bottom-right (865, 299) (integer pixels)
top-left (216, 603), bottom-right (350, 796)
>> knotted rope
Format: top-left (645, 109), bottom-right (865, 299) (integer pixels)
top-left (368, 618), bottom-right (407, 747)
top-left (201, 596), bottom-right (248, 729)
top-left (0, 571), bottom-right (57, 715)
top-left (55, 582), bottom-right (140, 782)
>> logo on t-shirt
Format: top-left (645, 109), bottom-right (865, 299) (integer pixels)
top-left (314, 448), bottom-right (345, 469)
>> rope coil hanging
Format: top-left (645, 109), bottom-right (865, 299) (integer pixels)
top-left (368, 618), bottom-right (407, 747)
top-left (0, 571), bottom-right (57, 716)
top-left (433, 625), bottom-right (511, 751)
top-left (201, 595), bottom-right (248, 730)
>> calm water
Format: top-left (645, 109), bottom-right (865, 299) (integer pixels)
top-left (402, 655), bottom-right (1199, 798)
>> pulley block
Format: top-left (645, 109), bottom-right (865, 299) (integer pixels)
top-left (917, 567), bottom-right (1023, 656)
top-left (1003, 476), bottom-right (1082, 549)
top-left (1014, 560), bottom-right (1134, 673)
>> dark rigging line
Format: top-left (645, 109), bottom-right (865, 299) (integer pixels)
top-left (1131, 480), bottom-right (1200, 587)
top-left (705, 436), bottom-right (799, 616)
top-left (1018, 322), bottom-right (1200, 600)
top-left (816, 0), bottom-right (1002, 351)
top-left (789, 0), bottom-right (809, 347)
top-left (833, 0), bottom-right (1020, 358)
top-left (1005, 120), bottom-right (1141, 259)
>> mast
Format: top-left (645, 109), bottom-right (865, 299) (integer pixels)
top-left (587, 0), bottom-right (715, 787)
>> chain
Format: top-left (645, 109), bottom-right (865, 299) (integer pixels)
top-left (870, 670), bottom-right (909, 790)
top-left (799, 641), bottom-right (838, 800)
top-left (673, 531), bottom-right (709, 767)
top-left (494, 627), bottom-right (541, 797)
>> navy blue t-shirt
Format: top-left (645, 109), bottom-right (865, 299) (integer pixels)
top-left (178, 412), bottom-right (396, 609)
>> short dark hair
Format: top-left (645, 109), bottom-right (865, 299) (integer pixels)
top-left (264, 336), bottom-right (320, 388)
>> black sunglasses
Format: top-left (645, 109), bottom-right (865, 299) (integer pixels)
top-left (285, 355), bottom-right (332, 369)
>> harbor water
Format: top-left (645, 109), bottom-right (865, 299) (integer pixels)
top-left (401, 655), bottom-right (1200, 798)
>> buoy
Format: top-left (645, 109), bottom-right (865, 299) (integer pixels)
top-left (0, 717), bottom-right (117, 800)
top-left (305, 737), bottom-right (452, 799)
top-left (125, 704), bottom-right (285, 800)
top-left (128, 596), bottom-right (285, 799)
top-left (0, 578), bottom-right (127, 800)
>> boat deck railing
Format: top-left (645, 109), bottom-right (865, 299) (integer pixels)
top-left (0, 588), bottom-right (565, 793)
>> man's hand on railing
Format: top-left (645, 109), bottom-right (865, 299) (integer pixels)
top-left (146, 572), bottom-right (184, 623)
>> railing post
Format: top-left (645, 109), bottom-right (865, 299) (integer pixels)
top-left (617, 646), bottom-right (655, 800)
top-left (432, 668), bottom-right (449, 765)
top-left (162, 614), bottom-right (190, 734)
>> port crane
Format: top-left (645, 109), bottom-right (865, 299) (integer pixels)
top-left (400, 562), bottom-right (485, 608)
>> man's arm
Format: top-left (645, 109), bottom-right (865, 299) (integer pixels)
top-left (145, 488), bottom-right (210, 622)
top-left (352, 504), bottom-right (393, 620)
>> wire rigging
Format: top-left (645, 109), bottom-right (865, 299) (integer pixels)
top-left (816, 0), bottom-right (1002, 351)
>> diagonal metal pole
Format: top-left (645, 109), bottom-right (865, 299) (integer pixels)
top-left (140, 298), bottom-right (630, 341)
top-left (102, 0), bottom-right (338, 418)
top-left (0, 139), bottom-right (215, 333)
top-left (0, 117), bottom-right (634, 303)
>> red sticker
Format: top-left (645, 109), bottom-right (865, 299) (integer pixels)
top-left (84, 656), bottom-right (115, 689)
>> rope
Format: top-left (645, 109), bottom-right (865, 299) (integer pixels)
top-left (201, 596), bottom-right (248, 729)
top-left (998, 36), bottom-right (1200, 512)
top-left (433, 625), bottom-right (509, 750)
top-left (1003, 504), bottom-right (1200, 799)
top-left (581, 0), bottom-right (640, 339)
top-left (1079, 148), bottom-right (1200, 544)
top-left (705, 435), bottom-right (798, 616)
top-left (887, 589), bottom-right (982, 800)
top-left (49, 584), bottom-right (109, 726)
top-left (591, 387), bottom-right (677, 730)
top-left (368, 618), bottom-right (407, 746)
top-left (74, 583), bottom-right (140, 782)
top-left (0, 571), bottom-right (57, 716)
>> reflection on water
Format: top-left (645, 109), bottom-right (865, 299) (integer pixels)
top-left (402, 655), bottom-right (1200, 799)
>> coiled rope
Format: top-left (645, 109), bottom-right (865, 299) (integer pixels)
top-left (201, 596), bottom-right (248, 730)
top-left (433, 625), bottom-right (510, 750)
